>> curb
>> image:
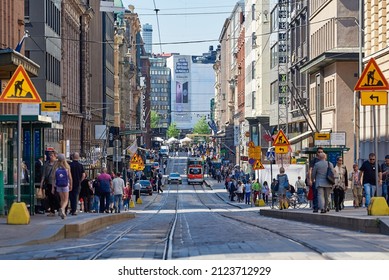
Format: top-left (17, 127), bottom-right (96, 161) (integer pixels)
top-left (24, 212), bottom-right (136, 245)
top-left (260, 209), bottom-right (383, 234)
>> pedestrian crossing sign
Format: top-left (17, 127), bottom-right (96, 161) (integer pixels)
top-left (0, 65), bottom-right (42, 103)
top-left (273, 130), bottom-right (290, 146)
top-left (354, 58), bottom-right (389, 91)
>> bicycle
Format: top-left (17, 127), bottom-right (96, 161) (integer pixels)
top-left (271, 191), bottom-right (308, 209)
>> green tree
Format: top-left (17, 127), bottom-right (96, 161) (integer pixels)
top-left (150, 110), bottom-right (159, 128)
top-left (193, 116), bottom-right (211, 134)
top-left (167, 122), bottom-right (180, 138)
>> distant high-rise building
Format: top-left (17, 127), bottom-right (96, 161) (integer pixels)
top-left (142, 23), bottom-right (153, 54)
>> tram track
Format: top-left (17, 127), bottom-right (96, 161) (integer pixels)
top-left (192, 183), bottom-right (333, 260)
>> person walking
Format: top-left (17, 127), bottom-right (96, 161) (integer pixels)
top-left (133, 179), bottom-right (141, 201)
top-left (112, 172), bottom-right (125, 213)
top-left (333, 156), bottom-right (348, 212)
top-left (308, 147), bottom-right (324, 213)
top-left (69, 152), bottom-right (86, 215)
top-left (262, 181), bottom-right (270, 204)
top-left (276, 167), bottom-right (289, 209)
top-left (349, 163), bottom-right (363, 208)
top-left (252, 179), bottom-right (261, 205)
top-left (157, 171), bottom-right (164, 193)
top-left (40, 151), bottom-right (59, 216)
top-left (123, 182), bottom-right (131, 211)
top-left (98, 168), bottom-right (113, 213)
top-left (54, 154), bottom-right (73, 219)
top-left (228, 178), bottom-right (236, 201)
top-left (244, 179), bottom-right (252, 205)
top-left (312, 151), bottom-right (334, 213)
top-left (360, 153), bottom-right (382, 207)
top-left (381, 155), bottom-right (389, 203)
top-left (79, 176), bottom-right (93, 213)
top-left (235, 180), bottom-right (244, 202)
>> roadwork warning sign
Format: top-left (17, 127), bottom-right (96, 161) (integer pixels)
top-left (0, 65), bottom-right (42, 103)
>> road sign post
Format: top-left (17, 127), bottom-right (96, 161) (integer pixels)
top-left (0, 65), bottom-right (42, 225)
top-left (354, 58), bottom-right (389, 194)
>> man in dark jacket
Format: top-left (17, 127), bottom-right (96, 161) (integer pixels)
top-left (69, 152), bottom-right (86, 215)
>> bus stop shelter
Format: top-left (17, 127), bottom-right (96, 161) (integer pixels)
top-left (0, 115), bottom-right (62, 215)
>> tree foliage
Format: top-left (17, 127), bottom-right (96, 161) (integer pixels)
top-left (167, 122), bottom-right (180, 138)
top-left (150, 110), bottom-right (159, 128)
top-left (193, 116), bottom-right (211, 134)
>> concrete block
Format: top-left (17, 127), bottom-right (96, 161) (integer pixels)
top-left (7, 202), bottom-right (30, 225)
top-left (367, 197), bottom-right (389, 216)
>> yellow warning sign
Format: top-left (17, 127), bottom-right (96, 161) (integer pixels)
top-left (253, 160), bottom-right (265, 170)
top-left (275, 145), bottom-right (289, 154)
top-left (0, 65), bottom-right (42, 103)
top-left (130, 153), bottom-right (144, 165)
top-left (360, 91), bottom-right (388, 106)
top-left (354, 58), bottom-right (389, 91)
top-left (130, 163), bottom-right (144, 171)
top-left (273, 130), bottom-right (290, 146)
top-left (41, 102), bottom-right (61, 111)
top-left (248, 141), bottom-right (261, 160)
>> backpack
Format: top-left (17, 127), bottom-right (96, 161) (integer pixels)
top-left (55, 167), bottom-right (69, 187)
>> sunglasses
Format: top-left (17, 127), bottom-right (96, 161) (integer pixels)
top-left (369, 158), bottom-right (375, 161)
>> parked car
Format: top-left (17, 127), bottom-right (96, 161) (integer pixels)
top-left (167, 172), bottom-right (182, 184)
top-left (139, 179), bottom-right (153, 195)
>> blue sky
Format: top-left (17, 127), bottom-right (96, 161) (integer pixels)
top-left (122, 0), bottom-right (240, 55)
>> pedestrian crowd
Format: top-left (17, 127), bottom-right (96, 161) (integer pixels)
top-left (34, 149), bottom-right (161, 219)
top-left (217, 146), bottom-right (389, 214)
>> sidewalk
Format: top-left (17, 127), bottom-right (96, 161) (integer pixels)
top-left (204, 177), bottom-right (389, 236)
top-left (0, 204), bottom-right (142, 248)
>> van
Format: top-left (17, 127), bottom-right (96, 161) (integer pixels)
top-left (159, 146), bottom-right (169, 158)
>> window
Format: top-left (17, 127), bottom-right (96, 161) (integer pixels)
top-left (271, 43), bottom-right (278, 68)
top-left (252, 91), bottom-right (256, 109)
top-left (251, 4), bottom-right (256, 21)
top-left (270, 81), bottom-right (278, 104)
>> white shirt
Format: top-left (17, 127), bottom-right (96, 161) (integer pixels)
top-left (112, 177), bottom-right (125, 195)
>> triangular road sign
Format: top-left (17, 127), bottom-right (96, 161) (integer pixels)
top-left (130, 153), bottom-right (144, 165)
top-left (253, 160), bottom-right (265, 170)
top-left (354, 58), bottom-right (389, 91)
top-left (273, 130), bottom-right (290, 146)
top-left (0, 65), bottom-right (42, 103)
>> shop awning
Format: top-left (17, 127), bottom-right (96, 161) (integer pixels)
top-left (0, 114), bottom-right (63, 129)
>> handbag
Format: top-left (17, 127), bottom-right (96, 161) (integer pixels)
top-left (35, 187), bottom-right (45, 199)
top-left (326, 161), bottom-right (335, 185)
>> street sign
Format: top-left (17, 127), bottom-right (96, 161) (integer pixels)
top-left (253, 160), bottom-right (265, 170)
top-left (266, 150), bottom-right (275, 161)
top-left (0, 65), bottom-right (42, 103)
top-left (314, 132), bottom-right (330, 140)
top-left (275, 145), bottom-right (288, 154)
top-left (354, 58), bottom-right (389, 91)
top-left (41, 101), bottom-right (61, 122)
top-left (130, 153), bottom-right (144, 165)
top-left (360, 91), bottom-right (388, 106)
top-left (248, 141), bottom-right (261, 160)
top-left (273, 130), bottom-right (290, 146)
top-left (41, 102), bottom-right (60, 111)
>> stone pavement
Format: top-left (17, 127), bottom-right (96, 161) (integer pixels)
top-left (2, 177), bottom-right (389, 248)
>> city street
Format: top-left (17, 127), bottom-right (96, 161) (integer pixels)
top-left (1, 156), bottom-right (389, 260)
